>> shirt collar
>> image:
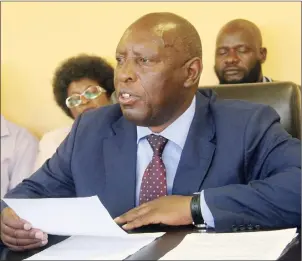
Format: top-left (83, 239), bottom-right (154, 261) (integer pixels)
top-left (137, 95), bottom-right (196, 150)
top-left (1, 115), bottom-right (10, 137)
top-left (263, 76), bottom-right (272, 82)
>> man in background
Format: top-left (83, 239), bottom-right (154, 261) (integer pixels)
top-left (1, 115), bottom-right (38, 198)
top-left (214, 19), bottom-right (273, 84)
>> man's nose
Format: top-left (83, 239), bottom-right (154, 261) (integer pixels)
top-left (116, 60), bottom-right (137, 83)
top-left (224, 50), bottom-right (240, 65)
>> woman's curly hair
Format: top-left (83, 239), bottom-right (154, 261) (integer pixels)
top-left (52, 54), bottom-right (115, 118)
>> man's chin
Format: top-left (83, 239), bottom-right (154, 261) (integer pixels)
top-left (220, 79), bottom-right (243, 84)
top-left (220, 75), bottom-right (245, 84)
top-left (122, 108), bottom-right (149, 125)
top-left (218, 75), bottom-right (246, 84)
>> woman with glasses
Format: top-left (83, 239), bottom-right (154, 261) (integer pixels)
top-left (33, 54), bottom-right (115, 171)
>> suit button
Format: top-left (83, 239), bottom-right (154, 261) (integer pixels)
top-left (247, 224), bottom-right (253, 230)
top-left (239, 225), bottom-right (245, 231)
top-left (255, 225), bottom-right (261, 230)
top-left (232, 225), bottom-right (238, 232)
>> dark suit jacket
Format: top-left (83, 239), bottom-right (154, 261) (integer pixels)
top-left (3, 90), bottom-right (301, 232)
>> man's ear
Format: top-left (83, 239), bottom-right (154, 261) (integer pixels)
top-left (183, 57), bottom-right (203, 88)
top-left (259, 47), bottom-right (267, 64)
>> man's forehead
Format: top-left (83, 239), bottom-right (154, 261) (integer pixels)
top-left (116, 28), bottom-right (165, 53)
top-left (217, 29), bottom-right (256, 48)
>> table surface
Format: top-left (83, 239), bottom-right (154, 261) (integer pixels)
top-left (0, 225), bottom-right (300, 261)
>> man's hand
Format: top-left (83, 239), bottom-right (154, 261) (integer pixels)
top-left (0, 207), bottom-right (48, 251)
top-left (114, 195), bottom-right (193, 230)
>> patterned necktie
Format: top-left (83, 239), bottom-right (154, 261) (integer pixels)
top-left (139, 134), bottom-right (168, 205)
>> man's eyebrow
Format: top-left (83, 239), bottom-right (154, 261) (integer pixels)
top-left (216, 43), bottom-right (250, 49)
top-left (115, 49), bottom-right (125, 55)
top-left (132, 44), bottom-right (159, 56)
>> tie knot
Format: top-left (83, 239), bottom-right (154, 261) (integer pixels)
top-left (147, 134), bottom-right (168, 156)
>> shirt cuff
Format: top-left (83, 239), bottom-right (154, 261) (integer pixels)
top-left (200, 190), bottom-right (215, 228)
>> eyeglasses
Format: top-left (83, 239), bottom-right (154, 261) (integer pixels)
top-left (65, 86), bottom-right (107, 109)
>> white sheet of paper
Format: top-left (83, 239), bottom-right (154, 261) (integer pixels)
top-left (25, 233), bottom-right (164, 260)
top-left (159, 228), bottom-right (297, 260)
top-left (3, 196), bottom-right (128, 237)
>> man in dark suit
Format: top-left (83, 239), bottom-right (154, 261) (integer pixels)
top-left (0, 12), bottom-right (300, 252)
top-left (214, 19), bottom-right (273, 84)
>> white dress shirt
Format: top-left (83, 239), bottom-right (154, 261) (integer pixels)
top-left (33, 126), bottom-right (71, 172)
top-left (1, 115), bottom-right (38, 197)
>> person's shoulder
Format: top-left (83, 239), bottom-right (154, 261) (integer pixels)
top-left (215, 98), bottom-right (269, 111)
top-left (2, 116), bottom-right (38, 145)
top-left (40, 125), bottom-right (71, 145)
top-left (200, 89), bottom-right (271, 114)
top-left (70, 104), bottom-right (125, 147)
top-left (200, 89), bottom-right (280, 128)
top-left (199, 90), bottom-right (284, 143)
top-left (78, 103), bottom-right (123, 127)
top-left (213, 97), bottom-right (277, 122)
top-left (67, 104), bottom-right (124, 139)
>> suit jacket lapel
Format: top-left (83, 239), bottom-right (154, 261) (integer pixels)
top-left (172, 91), bottom-right (216, 195)
top-left (102, 114), bottom-right (137, 218)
